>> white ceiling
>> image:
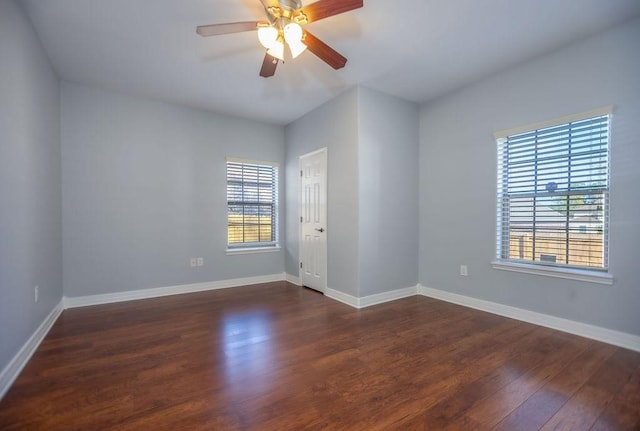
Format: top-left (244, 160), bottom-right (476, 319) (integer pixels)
top-left (20, 0), bottom-right (640, 125)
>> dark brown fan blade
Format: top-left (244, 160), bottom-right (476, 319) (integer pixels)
top-left (303, 31), bottom-right (347, 69)
top-left (259, 52), bottom-right (279, 77)
top-left (295, 0), bottom-right (363, 24)
top-left (196, 21), bottom-right (261, 37)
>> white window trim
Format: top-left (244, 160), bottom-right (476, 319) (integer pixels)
top-left (494, 106), bottom-right (613, 140)
top-left (226, 246), bottom-right (281, 256)
top-left (491, 260), bottom-right (613, 285)
top-left (226, 156), bottom-right (280, 168)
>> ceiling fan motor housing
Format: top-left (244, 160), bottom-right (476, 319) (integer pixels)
top-left (279, 0), bottom-right (303, 16)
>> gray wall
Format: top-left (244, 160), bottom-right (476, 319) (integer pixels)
top-left (0, 0), bottom-right (62, 372)
top-left (61, 83), bottom-right (285, 297)
top-left (285, 88), bottom-right (360, 297)
top-left (358, 87), bottom-right (419, 296)
top-left (419, 18), bottom-right (640, 335)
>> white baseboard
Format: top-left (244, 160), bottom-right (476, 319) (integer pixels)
top-left (64, 273), bottom-right (287, 308)
top-left (0, 300), bottom-right (64, 400)
top-left (359, 285), bottom-right (418, 308)
top-left (417, 284), bottom-right (640, 353)
top-left (285, 273), bottom-right (301, 286)
top-left (325, 285), bottom-right (418, 309)
top-left (325, 288), bottom-right (360, 308)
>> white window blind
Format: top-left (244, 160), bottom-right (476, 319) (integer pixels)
top-left (496, 111), bottom-right (610, 271)
top-left (226, 159), bottom-right (279, 248)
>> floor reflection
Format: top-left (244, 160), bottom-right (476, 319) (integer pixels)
top-left (220, 310), bottom-right (277, 397)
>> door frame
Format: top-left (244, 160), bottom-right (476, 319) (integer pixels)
top-left (298, 147), bottom-right (328, 292)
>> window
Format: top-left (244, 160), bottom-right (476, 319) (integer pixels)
top-left (495, 108), bottom-right (611, 274)
top-left (226, 158), bottom-right (279, 250)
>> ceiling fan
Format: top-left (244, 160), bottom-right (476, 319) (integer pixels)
top-left (196, 0), bottom-right (363, 77)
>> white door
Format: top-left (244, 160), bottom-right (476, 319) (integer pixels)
top-left (299, 148), bottom-right (327, 292)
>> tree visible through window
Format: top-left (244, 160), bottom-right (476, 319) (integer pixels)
top-left (226, 159), bottom-right (278, 249)
top-left (495, 110), bottom-right (610, 270)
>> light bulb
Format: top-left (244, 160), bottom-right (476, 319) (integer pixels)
top-left (283, 22), bottom-right (306, 58)
top-left (283, 22), bottom-right (303, 44)
top-left (267, 39), bottom-right (285, 61)
top-left (257, 26), bottom-right (278, 49)
top-left (288, 39), bottom-right (307, 58)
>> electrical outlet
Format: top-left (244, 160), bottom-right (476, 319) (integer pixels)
top-left (460, 265), bottom-right (468, 276)
top-left (34, 286), bottom-right (39, 303)
top-left (196, 257), bottom-right (204, 267)
top-left (190, 258), bottom-right (197, 268)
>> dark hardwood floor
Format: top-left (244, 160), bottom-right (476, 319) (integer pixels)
top-left (1, 281), bottom-right (638, 430)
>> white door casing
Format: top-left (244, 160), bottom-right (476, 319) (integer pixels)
top-left (299, 148), bottom-right (327, 292)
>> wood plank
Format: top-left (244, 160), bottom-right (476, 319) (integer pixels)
top-left (402, 327), bottom-right (570, 429)
top-left (590, 363), bottom-right (640, 430)
top-left (494, 341), bottom-right (616, 431)
top-left (446, 331), bottom-right (588, 429)
top-left (540, 348), bottom-right (640, 430)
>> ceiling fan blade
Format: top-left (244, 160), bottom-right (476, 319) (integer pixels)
top-left (295, 0), bottom-right (363, 24)
top-left (196, 21), bottom-right (262, 37)
top-left (259, 52), bottom-right (279, 77)
top-left (303, 31), bottom-right (347, 70)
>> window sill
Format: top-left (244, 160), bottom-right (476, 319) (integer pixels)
top-left (491, 260), bottom-right (613, 285)
top-left (226, 246), bottom-right (281, 256)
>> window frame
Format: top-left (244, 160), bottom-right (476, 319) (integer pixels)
top-left (491, 107), bottom-right (614, 285)
top-left (226, 157), bottom-right (280, 253)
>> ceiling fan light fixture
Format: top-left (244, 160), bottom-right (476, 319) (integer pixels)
top-left (257, 26), bottom-right (278, 49)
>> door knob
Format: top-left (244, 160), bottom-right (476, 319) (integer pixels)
top-left (315, 228), bottom-right (325, 233)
